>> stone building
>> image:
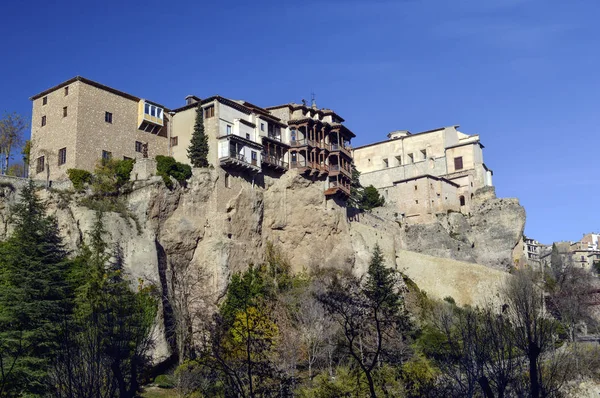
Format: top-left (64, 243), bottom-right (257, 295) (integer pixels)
top-left (28, 76), bottom-right (355, 200)
top-left (353, 126), bottom-right (494, 223)
top-left (522, 236), bottom-right (543, 266)
top-left (29, 76), bottom-right (169, 181)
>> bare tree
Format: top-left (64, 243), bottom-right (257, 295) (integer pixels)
top-left (0, 112), bottom-right (27, 175)
top-left (503, 268), bottom-right (558, 398)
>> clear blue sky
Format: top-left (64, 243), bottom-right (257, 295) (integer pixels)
top-left (1, 0), bottom-right (598, 244)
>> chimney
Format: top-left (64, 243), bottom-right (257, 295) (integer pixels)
top-left (185, 95), bottom-right (199, 105)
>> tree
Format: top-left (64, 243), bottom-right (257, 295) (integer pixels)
top-left (21, 140), bottom-right (30, 178)
top-left (187, 103), bottom-right (209, 168)
top-left (319, 245), bottom-right (410, 397)
top-left (0, 112), bottom-right (27, 174)
top-left (0, 181), bottom-right (73, 396)
top-left (6, 162), bottom-right (25, 177)
top-left (348, 164), bottom-right (364, 209)
top-left (503, 268), bottom-right (561, 398)
top-left (51, 212), bottom-right (158, 398)
top-left (360, 185), bottom-right (385, 211)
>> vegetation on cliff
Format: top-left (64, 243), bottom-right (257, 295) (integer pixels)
top-left (187, 102), bottom-right (209, 168)
top-left (0, 182), bottom-right (158, 397)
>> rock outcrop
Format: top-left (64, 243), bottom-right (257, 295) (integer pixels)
top-left (0, 172), bottom-right (526, 363)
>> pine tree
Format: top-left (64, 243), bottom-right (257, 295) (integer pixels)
top-left (0, 181), bottom-right (73, 396)
top-left (187, 102), bottom-right (209, 167)
top-left (349, 164), bottom-right (364, 209)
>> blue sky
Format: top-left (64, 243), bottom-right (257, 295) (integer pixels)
top-left (0, 0), bottom-right (598, 244)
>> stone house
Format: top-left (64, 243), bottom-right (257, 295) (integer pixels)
top-left (353, 126), bottom-right (494, 223)
top-left (28, 76), bottom-right (355, 200)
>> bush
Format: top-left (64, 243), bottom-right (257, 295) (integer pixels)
top-left (360, 185), bottom-right (385, 210)
top-left (154, 374), bottom-right (175, 389)
top-left (156, 155), bottom-right (192, 189)
top-left (92, 159), bottom-right (134, 196)
top-left (67, 168), bottom-right (92, 191)
top-left (401, 355), bottom-right (439, 397)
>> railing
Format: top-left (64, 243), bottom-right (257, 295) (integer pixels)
top-left (329, 181), bottom-right (351, 195)
top-left (290, 139), bottom-right (307, 147)
top-left (265, 133), bottom-right (282, 142)
top-left (329, 164), bottom-right (352, 177)
top-left (262, 154), bottom-right (288, 169)
top-left (290, 160), bottom-right (307, 168)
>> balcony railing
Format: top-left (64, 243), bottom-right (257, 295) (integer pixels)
top-left (262, 154), bottom-right (288, 169)
top-left (329, 164), bottom-right (352, 177)
top-left (291, 160), bottom-right (307, 168)
top-left (290, 139), bottom-right (307, 147)
top-left (264, 133), bottom-right (282, 142)
top-left (330, 143), bottom-right (353, 156)
top-left (329, 180), bottom-right (351, 195)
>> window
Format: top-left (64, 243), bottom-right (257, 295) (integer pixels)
top-left (105, 112), bottom-right (113, 123)
top-left (144, 103), bottom-right (150, 114)
top-left (421, 149), bottom-right (427, 160)
top-left (459, 195), bottom-right (466, 206)
top-left (135, 141), bottom-right (143, 152)
top-left (64, 86), bottom-right (69, 96)
top-left (170, 136), bottom-right (178, 147)
top-left (36, 156), bottom-right (45, 173)
top-left (102, 150), bottom-right (112, 161)
top-left (226, 125), bottom-right (232, 135)
top-left (246, 133), bottom-right (250, 140)
top-left (58, 148), bottom-right (66, 165)
top-left (414, 185), bottom-right (418, 191)
top-left (395, 155), bottom-right (402, 165)
top-left (42, 96), bottom-right (47, 105)
top-left (251, 151), bottom-right (257, 160)
top-left (225, 173), bottom-right (231, 188)
top-left (204, 105), bottom-right (215, 118)
top-left (41, 115), bottom-right (46, 126)
top-left (408, 153), bottom-right (414, 163)
top-left (260, 123), bottom-right (265, 132)
top-left (454, 156), bottom-right (463, 170)
top-left (251, 151), bottom-right (257, 165)
top-left (383, 158), bottom-right (388, 168)
top-left (63, 106), bottom-right (68, 117)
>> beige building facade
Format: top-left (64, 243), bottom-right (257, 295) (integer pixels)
top-left (29, 77), bottom-right (355, 201)
top-left (353, 126), bottom-right (493, 223)
top-left (30, 77), bottom-right (169, 181)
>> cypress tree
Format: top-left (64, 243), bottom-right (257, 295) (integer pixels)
top-left (187, 102), bottom-right (209, 167)
top-left (0, 181), bottom-right (73, 396)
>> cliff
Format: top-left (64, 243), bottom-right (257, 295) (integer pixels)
top-left (0, 171), bottom-right (525, 363)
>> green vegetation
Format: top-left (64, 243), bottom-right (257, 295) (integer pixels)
top-left (361, 184), bottom-right (385, 210)
top-left (0, 182), bottom-right (158, 397)
top-left (67, 168), bottom-right (93, 191)
top-left (156, 155), bottom-right (192, 189)
top-left (187, 102), bottom-right (209, 168)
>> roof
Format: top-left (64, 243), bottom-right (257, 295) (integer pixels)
top-left (29, 76), bottom-right (167, 109)
top-left (392, 174), bottom-right (460, 188)
top-left (353, 126), bottom-right (450, 151)
top-left (171, 95), bottom-right (253, 115)
top-left (266, 103), bottom-right (346, 122)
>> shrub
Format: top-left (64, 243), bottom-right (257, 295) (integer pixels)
top-left (443, 296), bottom-right (456, 305)
top-left (67, 168), bottom-right (92, 191)
top-left (401, 355), bottom-right (439, 397)
top-left (156, 155), bottom-right (192, 189)
top-left (360, 185), bottom-right (385, 210)
top-left (92, 159), bottom-right (134, 196)
top-left (154, 374), bottom-right (175, 389)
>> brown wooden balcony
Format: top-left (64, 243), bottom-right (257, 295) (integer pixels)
top-left (325, 180), bottom-right (351, 196)
top-left (329, 164), bottom-right (352, 178)
top-left (330, 143), bottom-right (352, 158)
top-left (262, 153), bottom-right (288, 171)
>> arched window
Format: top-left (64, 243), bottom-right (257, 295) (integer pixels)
top-left (459, 195), bottom-right (466, 206)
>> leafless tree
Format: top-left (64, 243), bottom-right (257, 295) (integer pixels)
top-left (0, 112), bottom-right (27, 174)
top-left (503, 268), bottom-right (560, 398)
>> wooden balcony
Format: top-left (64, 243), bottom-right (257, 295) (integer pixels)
top-left (325, 181), bottom-right (351, 196)
top-left (219, 153), bottom-right (261, 173)
top-left (329, 164), bottom-right (352, 178)
top-left (330, 143), bottom-right (352, 158)
top-left (262, 154), bottom-right (288, 171)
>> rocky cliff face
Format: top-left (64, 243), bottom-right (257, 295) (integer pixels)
top-left (0, 172), bottom-right (525, 362)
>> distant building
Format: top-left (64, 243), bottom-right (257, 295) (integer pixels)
top-left (523, 236), bottom-right (543, 265)
top-left (540, 234), bottom-right (600, 271)
top-left (28, 76), bottom-right (355, 199)
top-left (353, 126), bottom-right (493, 223)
